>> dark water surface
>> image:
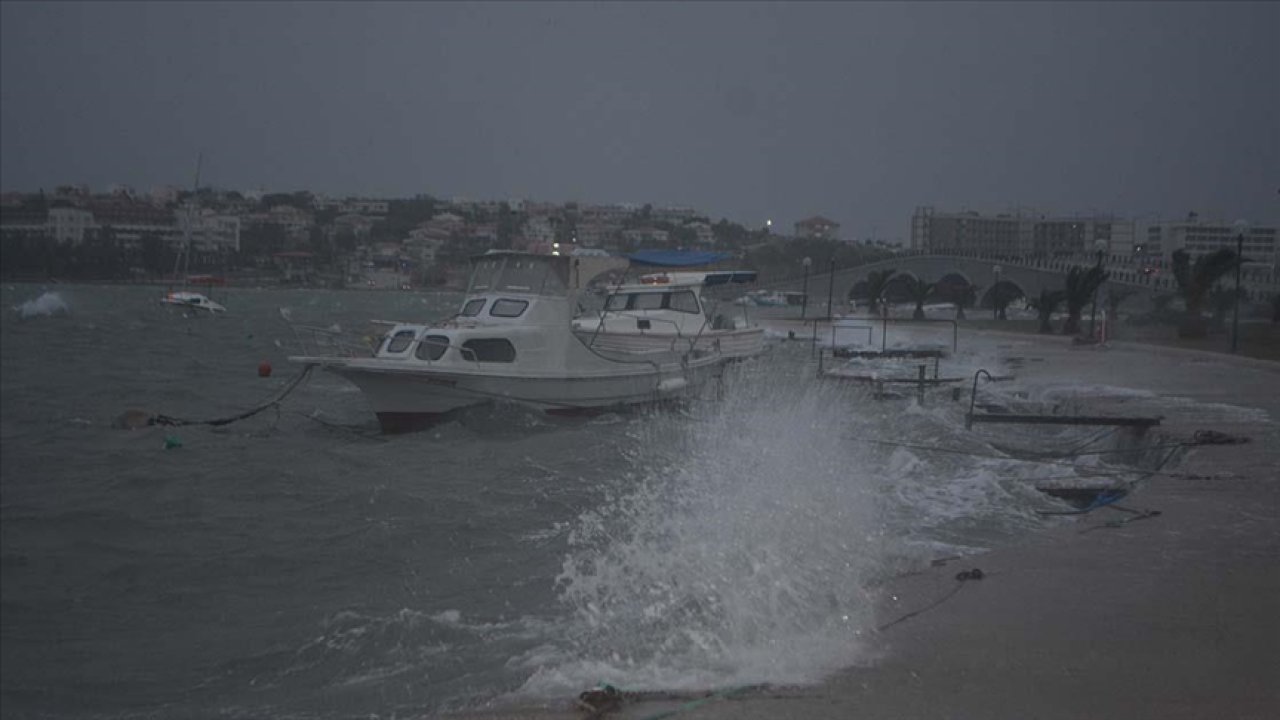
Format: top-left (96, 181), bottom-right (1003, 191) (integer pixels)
top-left (2, 284), bottom-right (1131, 719)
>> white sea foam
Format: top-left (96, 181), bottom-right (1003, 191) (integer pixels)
top-left (521, 364), bottom-right (891, 696)
top-left (12, 291), bottom-right (70, 319)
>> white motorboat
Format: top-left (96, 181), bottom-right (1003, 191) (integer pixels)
top-left (734, 289), bottom-right (807, 308)
top-left (160, 290), bottom-right (226, 313)
top-left (572, 270), bottom-right (765, 361)
top-left (289, 252), bottom-right (724, 433)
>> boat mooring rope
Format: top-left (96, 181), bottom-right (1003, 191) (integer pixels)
top-left (146, 364), bottom-right (315, 428)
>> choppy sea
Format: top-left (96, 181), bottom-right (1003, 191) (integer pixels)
top-left (2, 284), bottom-right (1168, 719)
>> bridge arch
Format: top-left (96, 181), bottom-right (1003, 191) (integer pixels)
top-left (979, 280), bottom-right (1027, 309)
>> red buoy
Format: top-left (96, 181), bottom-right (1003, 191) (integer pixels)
top-left (258, 361), bottom-right (272, 378)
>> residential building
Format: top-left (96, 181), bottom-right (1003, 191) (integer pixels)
top-left (1142, 219), bottom-right (1278, 267)
top-left (652, 206), bottom-right (697, 225)
top-left (910, 207), bottom-right (1135, 258)
top-left (189, 211), bottom-right (241, 253)
top-left (794, 215), bottom-right (840, 240)
top-left (685, 221), bottom-right (715, 246)
top-left (521, 216), bottom-right (557, 245)
top-left (48, 208), bottom-right (97, 245)
top-left (622, 227), bottom-right (669, 247)
top-left (332, 213), bottom-right (376, 241)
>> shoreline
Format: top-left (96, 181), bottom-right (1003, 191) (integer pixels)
top-left (452, 331), bottom-right (1280, 720)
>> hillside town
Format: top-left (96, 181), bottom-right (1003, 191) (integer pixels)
top-left (1, 184), bottom-right (1275, 291)
top-left (0, 185), bottom-right (904, 288)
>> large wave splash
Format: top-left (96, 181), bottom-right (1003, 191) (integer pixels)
top-left (520, 360), bottom-right (892, 694)
top-left (13, 291), bottom-right (70, 319)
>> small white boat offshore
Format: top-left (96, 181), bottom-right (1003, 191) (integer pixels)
top-left (734, 289), bottom-right (807, 308)
top-left (573, 269), bottom-right (765, 361)
top-left (160, 290), bottom-right (226, 314)
top-left (289, 251), bottom-right (724, 433)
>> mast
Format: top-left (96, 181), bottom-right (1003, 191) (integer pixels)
top-left (170, 153), bottom-right (203, 290)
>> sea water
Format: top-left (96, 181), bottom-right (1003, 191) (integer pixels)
top-left (0, 283), bottom-right (1167, 718)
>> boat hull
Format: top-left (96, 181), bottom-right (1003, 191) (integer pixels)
top-left (309, 356), bottom-right (721, 433)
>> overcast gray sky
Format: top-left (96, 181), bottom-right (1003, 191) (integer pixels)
top-left (2, 1), bottom-right (1276, 240)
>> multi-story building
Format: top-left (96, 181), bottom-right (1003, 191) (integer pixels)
top-left (910, 207), bottom-right (1135, 258)
top-left (47, 208), bottom-right (97, 245)
top-left (685, 221), bottom-right (715, 246)
top-left (1142, 219), bottom-right (1277, 268)
top-left (794, 215), bottom-right (840, 240)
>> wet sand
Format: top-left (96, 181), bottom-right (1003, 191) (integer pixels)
top-left (456, 332), bottom-right (1280, 720)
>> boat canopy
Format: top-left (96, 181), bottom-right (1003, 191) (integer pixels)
top-left (627, 250), bottom-right (731, 267)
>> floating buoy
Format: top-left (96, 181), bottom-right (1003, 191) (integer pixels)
top-left (163, 435), bottom-right (183, 450)
top-left (258, 361), bottom-right (272, 378)
top-left (114, 409), bottom-right (153, 430)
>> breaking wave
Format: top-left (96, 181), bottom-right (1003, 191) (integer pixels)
top-left (12, 291), bottom-right (70, 319)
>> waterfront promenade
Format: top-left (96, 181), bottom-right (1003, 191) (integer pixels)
top-left (463, 328), bottom-right (1280, 720)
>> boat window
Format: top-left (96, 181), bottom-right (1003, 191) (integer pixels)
top-left (604, 293), bottom-right (631, 311)
top-left (632, 293), bottom-right (665, 311)
top-left (498, 257), bottom-right (568, 295)
top-left (668, 290), bottom-right (700, 314)
top-left (385, 330), bottom-right (416, 353)
top-left (415, 334), bottom-right (450, 361)
top-left (489, 299), bottom-right (529, 317)
top-left (468, 258), bottom-right (501, 292)
top-left (461, 338), bottom-right (517, 362)
top-left (460, 298), bottom-right (486, 316)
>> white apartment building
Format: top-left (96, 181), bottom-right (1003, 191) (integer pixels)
top-left (1142, 220), bottom-right (1277, 267)
top-left (47, 208), bottom-right (96, 244)
top-left (910, 207), bottom-right (1135, 258)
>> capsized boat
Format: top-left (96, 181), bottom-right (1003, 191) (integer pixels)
top-left (160, 290), bottom-right (226, 313)
top-left (288, 251), bottom-right (724, 433)
top-left (573, 268), bottom-right (765, 361)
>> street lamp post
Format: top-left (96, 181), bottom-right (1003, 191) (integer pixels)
top-left (1089, 239), bottom-right (1107, 339)
top-left (992, 265), bottom-right (1002, 320)
top-left (801, 256), bottom-right (812, 320)
top-left (826, 257), bottom-right (835, 320)
top-left (1232, 220), bottom-right (1249, 354)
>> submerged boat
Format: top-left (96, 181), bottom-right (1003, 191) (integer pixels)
top-left (572, 269), bottom-right (765, 361)
top-left (289, 251), bottom-right (724, 433)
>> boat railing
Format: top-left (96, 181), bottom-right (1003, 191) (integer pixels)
top-left (286, 322), bottom-right (378, 358)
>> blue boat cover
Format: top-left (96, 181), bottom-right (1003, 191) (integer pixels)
top-left (628, 250), bottom-right (731, 267)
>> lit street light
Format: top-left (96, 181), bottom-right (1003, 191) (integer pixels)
top-left (1232, 219), bottom-right (1249, 354)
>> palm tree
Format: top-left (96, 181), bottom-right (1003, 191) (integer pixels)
top-left (1061, 265), bottom-right (1109, 335)
top-left (1172, 248), bottom-right (1241, 338)
top-left (857, 268), bottom-right (895, 315)
top-left (1028, 289), bottom-right (1066, 334)
top-left (901, 276), bottom-right (936, 320)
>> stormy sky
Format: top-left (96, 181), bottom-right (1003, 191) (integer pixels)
top-left (2, 1), bottom-right (1276, 241)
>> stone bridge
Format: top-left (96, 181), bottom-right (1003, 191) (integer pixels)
top-left (760, 251), bottom-right (1279, 308)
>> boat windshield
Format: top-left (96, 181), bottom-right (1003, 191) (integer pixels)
top-left (467, 255), bottom-right (569, 296)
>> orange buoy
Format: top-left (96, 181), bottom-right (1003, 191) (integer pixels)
top-left (258, 361), bottom-right (272, 378)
